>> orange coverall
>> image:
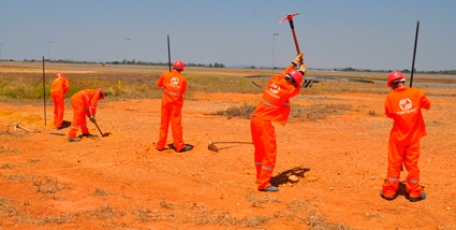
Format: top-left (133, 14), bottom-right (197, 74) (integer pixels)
top-left (50, 76), bottom-right (70, 128)
top-left (68, 89), bottom-right (101, 138)
top-left (156, 69), bottom-right (188, 152)
top-left (382, 86), bottom-right (431, 199)
top-left (250, 64), bottom-right (300, 190)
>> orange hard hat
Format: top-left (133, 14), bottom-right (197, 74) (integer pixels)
top-left (173, 60), bottom-right (185, 71)
top-left (97, 88), bottom-right (105, 100)
top-left (387, 71), bottom-right (405, 87)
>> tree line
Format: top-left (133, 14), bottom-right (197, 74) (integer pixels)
top-left (5, 59), bottom-right (456, 74)
top-left (18, 59), bottom-right (226, 68)
top-left (336, 67), bottom-right (456, 75)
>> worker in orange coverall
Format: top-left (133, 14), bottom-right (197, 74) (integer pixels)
top-left (380, 71), bottom-right (430, 202)
top-left (50, 72), bottom-right (70, 129)
top-left (67, 88), bottom-right (105, 142)
top-left (156, 60), bottom-right (193, 152)
top-left (250, 53), bottom-right (306, 192)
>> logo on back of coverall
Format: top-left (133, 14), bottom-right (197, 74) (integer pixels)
top-left (266, 83), bottom-right (281, 99)
top-left (397, 98), bottom-right (416, 114)
top-left (171, 77), bottom-right (179, 85)
top-left (269, 83), bottom-right (280, 94)
top-left (399, 98), bottom-right (412, 110)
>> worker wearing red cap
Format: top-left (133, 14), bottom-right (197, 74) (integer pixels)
top-left (250, 53), bottom-right (307, 192)
top-left (156, 60), bottom-right (193, 152)
top-left (50, 72), bottom-right (70, 129)
top-left (380, 71), bottom-right (430, 202)
top-left (67, 88), bottom-right (105, 142)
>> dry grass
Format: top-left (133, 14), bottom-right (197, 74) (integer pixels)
top-left (92, 188), bottom-right (108, 197)
top-left (212, 103), bottom-right (353, 122)
top-left (0, 197), bottom-right (19, 217)
top-left (1, 163), bottom-right (14, 169)
top-left (211, 103), bottom-right (255, 119)
top-left (6, 174), bottom-right (29, 182)
top-left (32, 176), bottom-right (67, 194)
top-left (137, 208), bottom-right (163, 222)
top-left (1, 63), bottom-right (455, 102)
top-left (245, 193), bottom-right (281, 208)
top-left (0, 194), bottom-right (353, 229)
top-left (290, 103), bottom-right (353, 122)
top-left (0, 146), bottom-right (19, 154)
top-left (159, 200), bottom-right (174, 209)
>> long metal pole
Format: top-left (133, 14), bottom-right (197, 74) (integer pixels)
top-left (167, 34), bottom-right (171, 71)
top-left (272, 33), bottom-right (278, 73)
top-left (42, 56), bottom-right (46, 126)
top-left (410, 20), bottom-right (420, 87)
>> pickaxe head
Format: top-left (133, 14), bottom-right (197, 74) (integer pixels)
top-left (279, 13), bottom-right (300, 24)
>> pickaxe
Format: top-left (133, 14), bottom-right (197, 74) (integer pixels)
top-left (14, 123), bottom-right (31, 132)
top-left (280, 13), bottom-right (301, 55)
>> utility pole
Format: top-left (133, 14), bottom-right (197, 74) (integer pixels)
top-left (124, 38), bottom-right (131, 61)
top-left (272, 33), bottom-right (279, 73)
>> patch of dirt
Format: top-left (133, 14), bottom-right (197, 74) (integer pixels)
top-left (1, 89), bottom-right (456, 229)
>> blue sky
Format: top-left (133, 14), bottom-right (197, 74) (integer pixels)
top-left (1, 0), bottom-right (455, 71)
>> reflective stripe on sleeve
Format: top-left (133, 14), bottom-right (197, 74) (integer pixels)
top-left (82, 91), bottom-right (90, 103)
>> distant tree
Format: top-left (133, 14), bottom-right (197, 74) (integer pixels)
top-left (342, 67), bottom-right (356, 72)
top-left (213, 62), bottom-right (225, 68)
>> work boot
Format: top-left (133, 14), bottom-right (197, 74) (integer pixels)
top-left (178, 144), bottom-right (193, 153)
top-left (259, 185), bottom-right (279, 192)
top-left (67, 137), bottom-right (81, 142)
top-left (82, 134), bottom-right (100, 140)
top-left (407, 191), bottom-right (426, 202)
top-left (380, 189), bottom-right (396, 201)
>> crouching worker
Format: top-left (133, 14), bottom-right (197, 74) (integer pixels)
top-left (250, 53), bottom-right (307, 192)
top-left (67, 88), bottom-right (105, 142)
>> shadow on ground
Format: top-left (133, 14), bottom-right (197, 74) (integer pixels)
top-left (271, 166), bottom-right (310, 186)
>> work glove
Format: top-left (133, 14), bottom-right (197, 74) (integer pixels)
top-left (292, 53), bottom-right (304, 65)
top-left (89, 115), bottom-right (96, 123)
top-left (299, 63), bottom-right (308, 75)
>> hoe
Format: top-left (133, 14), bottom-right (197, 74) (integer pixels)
top-left (207, 141), bottom-right (253, 153)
